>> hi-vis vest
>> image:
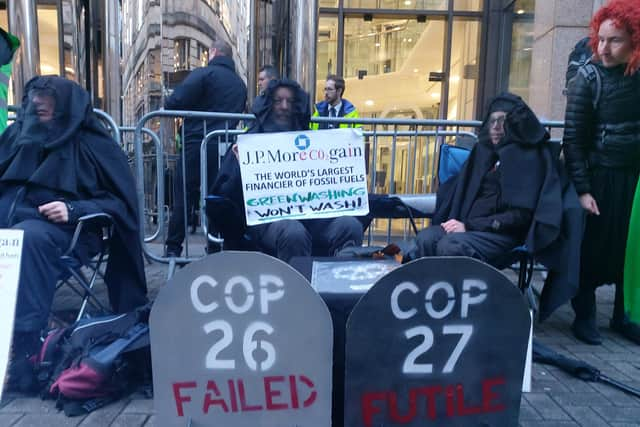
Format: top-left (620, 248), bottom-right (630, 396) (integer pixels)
top-left (0, 29), bottom-right (19, 134)
top-left (310, 98), bottom-right (359, 130)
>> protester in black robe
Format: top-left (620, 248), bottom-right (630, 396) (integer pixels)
top-left (0, 76), bottom-right (147, 391)
top-left (407, 93), bottom-right (582, 320)
top-left (411, 94), bottom-right (560, 261)
top-left (210, 79), bottom-right (363, 262)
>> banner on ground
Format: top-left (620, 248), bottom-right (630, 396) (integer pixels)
top-left (0, 229), bottom-right (23, 400)
top-left (237, 128), bottom-right (369, 226)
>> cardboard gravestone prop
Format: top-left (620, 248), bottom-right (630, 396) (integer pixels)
top-left (345, 257), bottom-right (531, 427)
top-left (150, 251), bottom-right (333, 427)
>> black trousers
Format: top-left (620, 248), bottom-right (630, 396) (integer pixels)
top-left (10, 219), bottom-right (95, 332)
top-left (248, 217), bottom-right (364, 263)
top-left (166, 141), bottom-right (219, 252)
top-left (415, 224), bottom-right (520, 265)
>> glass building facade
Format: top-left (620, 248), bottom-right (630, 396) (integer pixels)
top-left (1, 0), bottom-right (535, 120)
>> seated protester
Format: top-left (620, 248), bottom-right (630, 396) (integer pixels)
top-left (0, 76), bottom-right (148, 392)
top-left (211, 78), bottom-right (363, 262)
top-left (409, 93), bottom-right (563, 265)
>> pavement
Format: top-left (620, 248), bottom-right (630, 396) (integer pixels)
top-left (1, 240), bottom-right (639, 426)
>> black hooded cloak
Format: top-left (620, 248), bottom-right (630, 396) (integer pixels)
top-left (434, 93), bottom-right (580, 320)
top-left (0, 76), bottom-right (147, 313)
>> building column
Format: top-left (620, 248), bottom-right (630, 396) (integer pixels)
top-left (529, 0), bottom-right (606, 121)
top-left (289, 0), bottom-right (318, 106)
top-left (103, 0), bottom-right (121, 124)
top-left (8, 0), bottom-right (40, 101)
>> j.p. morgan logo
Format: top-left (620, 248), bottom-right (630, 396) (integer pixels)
top-left (241, 133), bottom-right (363, 166)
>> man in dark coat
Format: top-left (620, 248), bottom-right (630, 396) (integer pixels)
top-left (0, 76), bottom-right (148, 392)
top-left (211, 79), bottom-right (363, 262)
top-left (165, 39), bottom-right (247, 257)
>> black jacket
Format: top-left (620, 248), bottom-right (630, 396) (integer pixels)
top-left (165, 56), bottom-right (247, 143)
top-left (0, 76), bottom-right (147, 313)
top-left (563, 64), bottom-right (640, 194)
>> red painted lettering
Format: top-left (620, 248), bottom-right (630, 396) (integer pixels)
top-left (414, 385), bottom-right (442, 420)
top-left (388, 391), bottom-right (417, 423)
top-left (238, 379), bottom-right (263, 411)
top-left (299, 375), bottom-right (317, 408)
top-left (445, 385), bottom-right (455, 417)
top-left (172, 381), bottom-right (197, 417)
top-left (227, 379), bottom-right (239, 412)
top-left (264, 376), bottom-right (288, 410)
top-left (456, 384), bottom-right (483, 416)
top-left (202, 380), bottom-right (228, 414)
top-left (361, 392), bottom-right (386, 427)
top-left (289, 375), bottom-right (300, 408)
top-left (482, 377), bottom-right (506, 413)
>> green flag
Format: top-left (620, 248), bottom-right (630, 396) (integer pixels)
top-left (0, 28), bottom-right (19, 134)
top-left (624, 178), bottom-right (640, 324)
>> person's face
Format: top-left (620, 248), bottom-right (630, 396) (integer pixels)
top-left (597, 19), bottom-right (633, 68)
top-left (31, 94), bottom-right (56, 123)
top-left (323, 79), bottom-right (340, 105)
top-left (488, 111), bottom-right (507, 145)
top-left (258, 71), bottom-right (271, 92)
top-left (272, 86), bottom-right (295, 125)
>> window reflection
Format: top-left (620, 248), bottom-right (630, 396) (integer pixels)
top-left (514, 0), bottom-right (535, 14)
top-left (453, 0), bottom-right (483, 11)
top-left (335, 17), bottom-right (444, 119)
top-left (509, 21), bottom-right (533, 101)
top-left (448, 19), bottom-right (481, 120)
top-left (317, 16), bottom-right (338, 80)
top-left (37, 5), bottom-right (61, 75)
top-left (343, 0), bottom-right (448, 10)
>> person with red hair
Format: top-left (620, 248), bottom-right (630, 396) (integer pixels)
top-left (563, 0), bottom-right (640, 345)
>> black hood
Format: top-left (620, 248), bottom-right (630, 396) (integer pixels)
top-left (0, 76), bottom-right (112, 192)
top-left (479, 92), bottom-right (549, 147)
top-left (249, 78), bottom-right (310, 132)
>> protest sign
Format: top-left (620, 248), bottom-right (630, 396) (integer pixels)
top-left (0, 229), bottom-right (24, 400)
top-left (150, 251), bottom-right (333, 427)
top-left (344, 257), bottom-right (531, 427)
top-left (237, 128), bottom-right (369, 225)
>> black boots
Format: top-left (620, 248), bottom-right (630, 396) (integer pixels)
top-left (5, 331), bottom-right (40, 393)
top-left (610, 285), bottom-right (640, 345)
top-left (571, 288), bottom-right (602, 345)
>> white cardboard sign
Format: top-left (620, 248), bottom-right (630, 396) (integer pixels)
top-left (237, 128), bottom-right (369, 225)
top-left (0, 229), bottom-right (24, 399)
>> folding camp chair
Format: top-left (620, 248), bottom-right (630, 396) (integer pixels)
top-left (53, 213), bottom-right (115, 325)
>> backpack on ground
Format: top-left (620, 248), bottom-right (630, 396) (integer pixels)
top-left (564, 36), bottom-right (601, 108)
top-left (34, 304), bottom-right (151, 416)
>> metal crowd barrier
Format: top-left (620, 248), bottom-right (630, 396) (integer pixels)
top-left (120, 126), bottom-right (165, 242)
top-left (133, 110), bottom-right (255, 276)
top-left (132, 111), bottom-right (566, 276)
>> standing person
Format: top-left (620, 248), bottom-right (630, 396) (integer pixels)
top-left (251, 64), bottom-right (279, 115)
top-left (0, 28), bottom-right (19, 133)
top-left (563, 0), bottom-right (640, 345)
top-left (164, 39), bottom-right (247, 257)
top-left (212, 79), bottom-right (363, 262)
top-left (310, 75), bottom-right (359, 130)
